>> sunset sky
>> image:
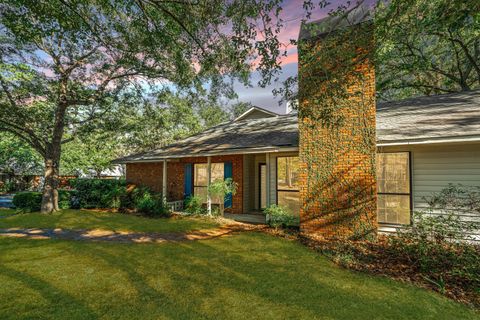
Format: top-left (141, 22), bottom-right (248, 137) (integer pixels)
top-left (232, 0), bottom-right (339, 114)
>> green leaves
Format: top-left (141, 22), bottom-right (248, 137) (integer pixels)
top-left (375, 0), bottom-right (480, 100)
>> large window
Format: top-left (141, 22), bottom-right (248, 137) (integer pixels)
top-left (277, 156), bottom-right (300, 214)
top-left (377, 152), bottom-right (411, 225)
top-left (193, 163), bottom-right (224, 203)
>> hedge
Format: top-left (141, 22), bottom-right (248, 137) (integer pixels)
top-left (69, 179), bottom-right (127, 209)
top-left (13, 190), bottom-right (73, 212)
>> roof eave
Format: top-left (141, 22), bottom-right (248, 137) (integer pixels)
top-left (377, 135), bottom-right (480, 147)
top-left (114, 146), bottom-right (299, 164)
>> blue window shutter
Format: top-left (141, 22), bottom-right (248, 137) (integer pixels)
top-left (184, 163), bottom-right (192, 199)
top-left (224, 162), bottom-right (233, 208)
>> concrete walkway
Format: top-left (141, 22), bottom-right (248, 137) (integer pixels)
top-left (0, 223), bottom-right (262, 244)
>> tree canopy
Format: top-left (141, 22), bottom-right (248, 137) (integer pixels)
top-left (376, 0), bottom-right (480, 100)
top-left (0, 0), bottom-right (286, 212)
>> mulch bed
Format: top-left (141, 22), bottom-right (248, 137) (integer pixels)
top-left (263, 228), bottom-right (480, 309)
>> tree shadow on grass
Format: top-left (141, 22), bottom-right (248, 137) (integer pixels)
top-left (0, 264), bottom-right (98, 319)
top-left (68, 233), bottom-right (477, 320)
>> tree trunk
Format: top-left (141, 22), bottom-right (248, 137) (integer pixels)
top-left (41, 157), bottom-right (60, 213)
top-left (40, 97), bottom-right (66, 213)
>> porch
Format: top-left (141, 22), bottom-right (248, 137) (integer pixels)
top-left (125, 151), bottom-right (301, 221)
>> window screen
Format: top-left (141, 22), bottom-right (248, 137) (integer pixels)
top-left (377, 152), bottom-right (411, 225)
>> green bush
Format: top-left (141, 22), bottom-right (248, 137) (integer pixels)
top-left (184, 195), bottom-right (206, 215)
top-left (134, 192), bottom-right (169, 217)
top-left (13, 190), bottom-right (74, 212)
top-left (389, 184), bottom-right (480, 291)
top-left (58, 190), bottom-right (74, 209)
top-left (265, 205), bottom-right (299, 229)
top-left (69, 179), bottom-right (127, 209)
top-left (118, 185), bottom-right (169, 217)
top-left (12, 192), bottom-right (42, 212)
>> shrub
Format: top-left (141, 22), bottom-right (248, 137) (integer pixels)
top-left (184, 195), bottom-right (206, 215)
top-left (13, 190), bottom-right (74, 212)
top-left (58, 189), bottom-right (74, 209)
top-left (133, 190), bottom-right (169, 217)
top-left (265, 205), bottom-right (299, 229)
top-left (118, 185), bottom-right (169, 217)
top-left (12, 192), bottom-right (42, 212)
top-left (207, 178), bottom-right (238, 215)
top-left (389, 184), bottom-right (480, 290)
top-left (69, 179), bottom-right (127, 209)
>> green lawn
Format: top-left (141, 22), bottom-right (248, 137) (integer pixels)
top-left (0, 209), bottom-right (17, 217)
top-left (0, 209), bottom-right (219, 233)
top-left (0, 231), bottom-right (478, 319)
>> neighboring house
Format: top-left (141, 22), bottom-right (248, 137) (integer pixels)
top-left (115, 91), bottom-right (480, 237)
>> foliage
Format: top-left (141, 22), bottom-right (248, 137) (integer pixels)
top-left (133, 191), bottom-right (169, 218)
top-left (0, 0), bottom-right (286, 212)
top-left (12, 192), bottom-right (42, 212)
top-left (207, 178), bottom-right (238, 202)
top-left (375, 0), bottom-right (480, 100)
top-left (184, 195), bottom-right (206, 215)
top-left (208, 178), bottom-right (238, 215)
top-left (69, 179), bottom-right (127, 209)
top-left (265, 205), bottom-right (299, 229)
top-left (387, 184), bottom-right (480, 293)
top-left (230, 101), bottom-right (253, 119)
top-left (0, 132), bottom-right (43, 175)
top-left (117, 91), bottom-right (228, 153)
top-left (12, 190), bottom-right (73, 212)
top-left (61, 133), bottom-right (119, 177)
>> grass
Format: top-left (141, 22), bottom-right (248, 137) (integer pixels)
top-left (0, 209), bottom-right (219, 233)
top-left (0, 209), bottom-right (17, 217)
top-left (0, 232), bottom-right (478, 319)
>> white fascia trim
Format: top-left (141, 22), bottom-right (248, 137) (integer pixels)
top-left (120, 147), bottom-right (299, 163)
top-left (233, 107), bottom-right (278, 122)
top-left (377, 135), bottom-right (480, 147)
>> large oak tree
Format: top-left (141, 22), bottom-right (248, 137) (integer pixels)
top-left (0, 0), bottom-right (285, 212)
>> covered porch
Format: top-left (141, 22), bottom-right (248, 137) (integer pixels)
top-left (124, 150), bottom-right (301, 223)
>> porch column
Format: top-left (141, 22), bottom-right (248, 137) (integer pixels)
top-left (207, 156), bottom-right (212, 215)
top-left (162, 159), bottom-right (167, 202)
top-left (265, 153), bottom-right (271, 207)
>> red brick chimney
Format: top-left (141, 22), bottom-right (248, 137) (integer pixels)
top-left (297, 5), bottom-right (377, 240)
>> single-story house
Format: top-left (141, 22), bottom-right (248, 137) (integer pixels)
top-left (116, 8), bottom-right (479, 239)
top-left (115, 90), bottom-right (480, 236)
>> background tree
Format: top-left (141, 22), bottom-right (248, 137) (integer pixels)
top-left (0, 0), bottom-right (285, 213)
top-left (230, 101), bottom-right (253, 119)
top-left (61, 133), bottom-right (119, 178)
top-left (376, 0), bottom-right (480, 100)
top-left (0, 132), bottom-right (42, 176)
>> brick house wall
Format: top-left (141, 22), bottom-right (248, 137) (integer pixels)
top-left (126, 154), bottom-right (243, 214)
top-left (298, 23), bottom-right (377, 239)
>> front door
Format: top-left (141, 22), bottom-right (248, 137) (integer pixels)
top-left (259, 163), bottom-right (267, 209)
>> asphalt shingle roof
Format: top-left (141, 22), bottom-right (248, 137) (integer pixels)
top-left (377, 90), bottom-right (480, 144)
top-left (116, 90), bottom-right (480, 162)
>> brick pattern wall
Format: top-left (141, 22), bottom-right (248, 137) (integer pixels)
top-left (125, 154), bottom-right (243, 214)
top-left (298, 35), bottom-right (377, 239)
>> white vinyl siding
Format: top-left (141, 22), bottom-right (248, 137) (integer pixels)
top-left (379, 142), bottom-right (480, 240)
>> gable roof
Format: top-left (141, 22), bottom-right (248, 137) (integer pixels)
top-left (115, 90), bottom-right (480, 163)
top-left (234, 106), bottom-right (279, 121)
